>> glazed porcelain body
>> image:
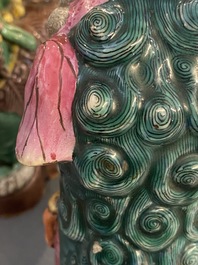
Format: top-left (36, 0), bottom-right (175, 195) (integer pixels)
top-left (16, 0), bottom-right (198, 264)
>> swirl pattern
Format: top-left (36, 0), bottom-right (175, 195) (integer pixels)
top-left (137, 94), bottom-right (185, 145)
top-left (74, 78), bottom-right (137, 136)
top-left (172, 157), bottom-right (198, 189)
top-left (89, 238), bottom-right (135, 265)
top-left (181, 244), bottom-right (198, 265)
top-left (178, 1), bottom-right (198, 32)
top-left (125, 190), bottom-right (180, 252)
top-left (47, 0), bottom-right (198, 263)
top-left (74, 143), bottom-right (147, 196)
top-left (187, 89), bottom-right (198, 134)
top-left (172, 55), bottom-right (197, 82)
top-left (71, 0), bottom-right (148, 66)
top-left (123, 61), bottom-right (154, 94)
top-left (154, 0), bottom-right (198, 54)
top-left (117, 235), bottom-right (151, 264)
top-left (58, 190), bottom-right (85, 242)
top-left (86, 196), bottom-right (129, 235)
top-left (184, 77), bottom-right (198, 135)
top-left (157, 237), bottom-right (187, 265)
top-left (151, 143), bottom-right (198, 206)
top-left (116, 130), bottom-right (153, 181)
top-left (185, 200), bottom-right (198, 242)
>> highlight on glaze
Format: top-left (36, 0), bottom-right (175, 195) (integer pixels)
top-left (16, 0), bottom-right (198, 264)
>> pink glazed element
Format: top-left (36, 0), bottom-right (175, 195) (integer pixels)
top-left (16, 0), bottom-right (108, 166)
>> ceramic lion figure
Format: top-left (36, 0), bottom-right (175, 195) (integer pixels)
top-left (16, 0), bottom-right (198, 264)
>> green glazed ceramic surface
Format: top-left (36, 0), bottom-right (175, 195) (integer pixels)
top-left (63, 0), bottom-right (198, 263)
top-left (16, 0), bottom-right (198, 264)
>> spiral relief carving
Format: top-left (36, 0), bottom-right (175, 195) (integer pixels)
top-left (154, 0), bottom-right (198, 54)
top-left (172, 55), bottom-right (197, 82)
top-left (71, 0), bottom-right (148, 66)
top-left (58, 189), bottom-right (85, 242)
top-left (124, 61), bottom-right (154, 94)
top-left (178, 1), bottom-right (198, 32)
top-left (125, 190), bottom-right (180, 252)
top-left (181, 244), bottom-right (198, 265)
top-left (185, 200), bottom-right (198, 242)
top-left (159, 240), bottom-right (198, 265)
top-left (172, 157), bottom-right (198, 190)
top-left (74, 72), bottom-right (138, 136)
top-left (90, 239), bottom-right (127, 265)
top-left (22, 0), bottom-right (198, 263)
top-left (86, 195), bottom-right (129, 235)
top-left (151, 139), bottom-right (198, 206)
top-left (74, 143), bottom-right (145, 196)
top-left (87, 198), bottom-right (120, 235)
top-left (89, 236), bottom-right (149, 265)
top-left (137, 94), bottom-right (185, 145)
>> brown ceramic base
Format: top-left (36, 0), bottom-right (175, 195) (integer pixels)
top-left (0, 166), bottom-right (47, 216)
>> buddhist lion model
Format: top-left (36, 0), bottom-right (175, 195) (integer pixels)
top-left (16, 0), bottom-right (198, 264)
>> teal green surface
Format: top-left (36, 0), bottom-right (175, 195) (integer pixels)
top-left (40, 0), bottom-right (198, 263)
top-left (0, 112), bottom-right (20, 176)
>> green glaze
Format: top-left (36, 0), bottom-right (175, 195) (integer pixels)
top-left (0, 2), bottom-right (37, 71)
top-left (57, 0), bottom-right (198, 263)
top-left (0, 112), bottom-right (21, 175)
top-left (0, 0), bottom-right (10, 10)
top-left (0, 39), bottom-right (10, 66)
top-left (0, 19), bottom-right (37, 51)
top-left (73, 0), bottom-right (148, 67)
top-left (16, 0), bottom-right (198, 263)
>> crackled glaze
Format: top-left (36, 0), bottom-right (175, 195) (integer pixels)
top-left (16, 0), bottom-right (198, 264)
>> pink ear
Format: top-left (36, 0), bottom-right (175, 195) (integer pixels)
top-left (16, 35), bottom-right (78, 166)
top-left (16, 0), bottom-right (108, 166)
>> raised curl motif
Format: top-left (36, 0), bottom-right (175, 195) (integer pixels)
top-left (90, 238), bottom-right (128, 265)
top-left (16, 0), bottom-right (198, 263)
top-left (154, 0), bottom-right (198, 54)
top-left (71, 0), bottom-right (148, 66)
top-left (64, 0), bottom-right (198, 261)
top-left (124, 61), bottom-right (154, 94)
top-left (185, 200), bottom-right (198, 242)
top-left (74, 143), bottom-right (145, 196)
top-left (151, 137), bottom-right (198, 206)
top-left (181, 244), bottom-right (198, 265)
top-left (125, 190), bottom-right (180, 252)
top-left (74, 67), bottom-right (138, 136)
top-left (86, 195), bottom-right (129, 235)
top-left (58, 188), bottom-right (85, 242)
top-left (87, 198), bottom-right (120, 235)
top-left (172, 55), bottom-right (197, 83)
top-left (137, 94), bottom-right (185, 145)
top-left (157, 239), bottom-right (198, 265)
top-left (89, 236), bottom-right (150, 265)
